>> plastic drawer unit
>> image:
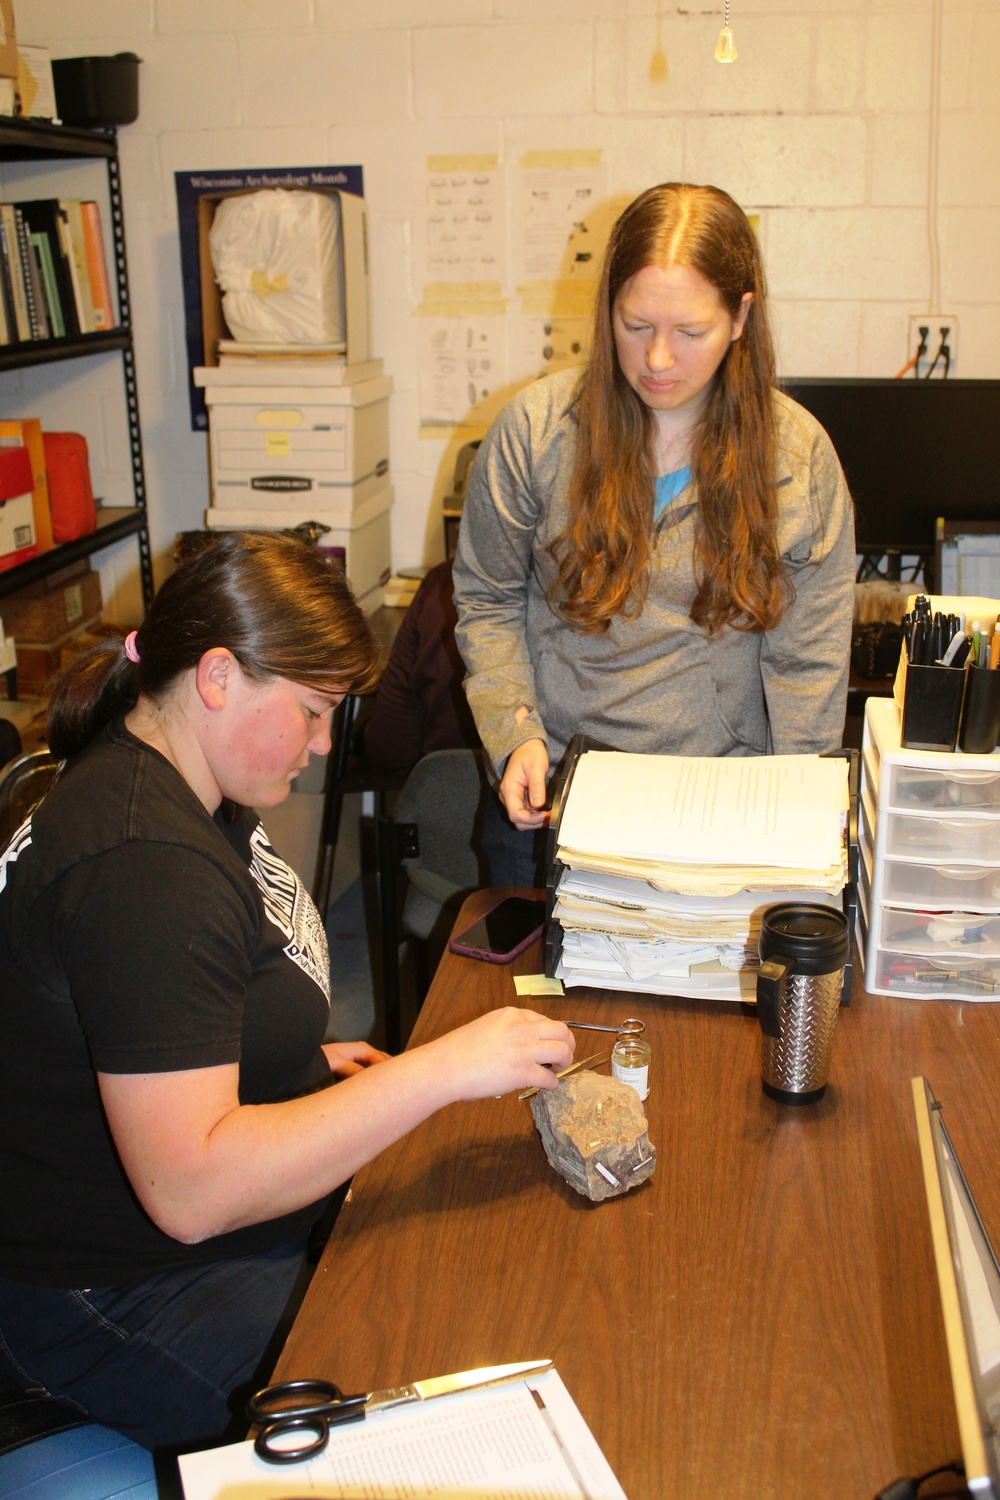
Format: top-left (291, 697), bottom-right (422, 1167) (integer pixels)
top-left (860, 696), bottom-right (1000, 1001)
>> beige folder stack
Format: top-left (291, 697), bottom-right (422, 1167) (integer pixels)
top-left (551, 751), bottom-right (850, 1001)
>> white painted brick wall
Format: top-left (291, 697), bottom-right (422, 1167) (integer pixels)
top-left (9, 0), bottom-right (999, 584)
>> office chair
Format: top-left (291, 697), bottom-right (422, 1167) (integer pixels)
top-left (0, 1422), bottom-right (157, 1499)
top-left (312, 693), bottom-right (405, 918)
top-left (0, 747), bottom-right (60, 850)
top-left (376, 748), bottom-right (490, 1052)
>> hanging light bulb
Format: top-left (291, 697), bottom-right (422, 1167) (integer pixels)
top-left (715, 0), bottom-right (737, 62)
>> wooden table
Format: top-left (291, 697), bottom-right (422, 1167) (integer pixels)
top-left (275, 887), bottom-right (1000, 1498)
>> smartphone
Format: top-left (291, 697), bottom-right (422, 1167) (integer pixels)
top-left (448, 896), bottom-right (546, 964)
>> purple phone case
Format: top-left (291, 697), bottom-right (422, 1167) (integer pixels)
top-left (448, 896), bottom-right (546, 964)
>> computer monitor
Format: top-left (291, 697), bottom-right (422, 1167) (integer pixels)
top-left (937, 520), bottom-right (1000, 599)
top-left (912, 1076), bottom-right (1000, 1496)
top-left (781, 379), bottom-right (1000, 555)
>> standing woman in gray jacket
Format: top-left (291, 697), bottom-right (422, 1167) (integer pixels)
top-left (452, 181), bottom-right (855, 886)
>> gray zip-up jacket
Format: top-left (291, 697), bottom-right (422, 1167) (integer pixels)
top-left (453, 368), bottom-right (855, 779)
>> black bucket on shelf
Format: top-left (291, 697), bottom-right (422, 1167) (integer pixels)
top-left (51, 53), bottom-right (141, 127)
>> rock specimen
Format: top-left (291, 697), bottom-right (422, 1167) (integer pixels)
top-left (530, 1069), bottom-right (656, 1201)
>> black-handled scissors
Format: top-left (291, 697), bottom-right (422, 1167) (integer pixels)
top-left (247, 1359), bottom-right (553, 1464)
top-left (247, 1378), bottom-right (366, 1463)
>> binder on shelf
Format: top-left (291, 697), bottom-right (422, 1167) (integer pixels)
top-left (0, 203), bottom-right (30, 342)
top-left (0, 418), bottom-right (54, 553)
top-left (0, 443), bottom-right (38, 571)
top-left (544, 738), bottom-right (858, 1005)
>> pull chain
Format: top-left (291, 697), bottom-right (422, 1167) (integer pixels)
top-left (715, 0), bottom-right (737, 62)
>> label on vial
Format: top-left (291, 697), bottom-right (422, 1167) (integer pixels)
top-left (612, 1060), bottom-right (649, 1101)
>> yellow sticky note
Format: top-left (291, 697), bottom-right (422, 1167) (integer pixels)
top-left (514, 974), bottom-right (565, 997)
top-left (265, 431), bottom-right (291, 457)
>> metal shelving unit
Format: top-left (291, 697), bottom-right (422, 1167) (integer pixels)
top-left (0, 116), bottom-right (152, 607)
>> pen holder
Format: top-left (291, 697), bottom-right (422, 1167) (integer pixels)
top-left (900, 662), bottom-right (966, 752)
top-left (958, 665), bottom-right (1000, 755)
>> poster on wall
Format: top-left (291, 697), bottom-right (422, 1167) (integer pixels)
top-left (416, 311), bottom-right (507, 429)
top-left (174, 165), bottom-right (364, 431)
top-left (512, 156), bottom-right (607, 288)
top-left (417, 161), bottom-right (505, 289)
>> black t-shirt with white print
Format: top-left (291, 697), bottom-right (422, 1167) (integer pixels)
top-left (0, 720), bottom-right (334, 1287)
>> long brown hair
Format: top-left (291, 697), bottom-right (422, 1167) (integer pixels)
top-left (48, 531), bottom-right (381, 760)
top-left (552, 182), bottom-right (788, 635)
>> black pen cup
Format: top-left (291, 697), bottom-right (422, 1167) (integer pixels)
top-left (958, 666), bottom-right (1000, 755)
top-left (900, 662), bottom-right (966, 752)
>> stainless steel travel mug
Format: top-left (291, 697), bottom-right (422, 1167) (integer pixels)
top-left (756, 903), bottom-right (851, 1105)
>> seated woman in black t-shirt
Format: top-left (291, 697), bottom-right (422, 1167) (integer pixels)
top-left (0, 532), bottom-right (573, 1453)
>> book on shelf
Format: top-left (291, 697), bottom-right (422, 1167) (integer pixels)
top-left (30, 232), bottom-right (66, 339)
top-left (16, 213), bottom-right (49, 341)
top-left (0, 198), bottom-right (115, 344)
top-left (61, 200), bottom-right (96, 334)
top-left (80, 202), bottom-right (114, 330)
top-left (18, 199), bottom-right (81, 338)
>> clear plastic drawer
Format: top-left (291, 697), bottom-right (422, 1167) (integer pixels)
top-left (886, 763), bottom-right (1000, 813)
top-left (882, 810), bottom-right (1000, 864)
top-left (873, 947), bottom-right (999, 999)
top-left (880, 907), bottom-right (1000, 959)
top-left (879, 858), bottom-right (1000, 909)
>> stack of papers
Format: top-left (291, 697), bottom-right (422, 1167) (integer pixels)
top-left (552, 752), bottom-right (849, 1001)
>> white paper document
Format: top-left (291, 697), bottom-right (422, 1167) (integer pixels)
top-left (557, 752), bottom-right (847, 872)
top-left (178, 1368), bottom-right (626, 1500)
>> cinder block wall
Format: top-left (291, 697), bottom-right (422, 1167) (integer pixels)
top-left (13, 0), bottom-right (999, 589)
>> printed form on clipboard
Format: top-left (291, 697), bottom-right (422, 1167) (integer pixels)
top-left (178, 1367), bottom-right (628, 1500)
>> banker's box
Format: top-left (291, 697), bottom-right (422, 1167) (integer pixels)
top-left (203, 377), bottom-right (391, 511)
top-left (205, 485), bottom-right (393, 614)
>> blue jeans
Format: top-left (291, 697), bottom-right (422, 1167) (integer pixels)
top-left (0, 1236), bottom-right (310, 1452)
top-left (482, 793), bottom-right (548, 889)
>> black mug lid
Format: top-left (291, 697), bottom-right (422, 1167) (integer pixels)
top-left (758, 902), bottom-right (850, 975)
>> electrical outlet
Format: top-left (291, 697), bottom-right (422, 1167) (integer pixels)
top-left (907, 314), bottom-right (959, 377)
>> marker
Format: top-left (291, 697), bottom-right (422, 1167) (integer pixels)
top-left (941, 630), bottom-right (969, 667)
top-left (971, 621), bottom-right (982, 665)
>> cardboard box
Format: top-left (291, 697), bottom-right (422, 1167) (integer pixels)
top-left (15, 616), bottom-right (101, 695)
top-left (0, 445), bottom-right (37, 573)
top-left (204, 376), bottom-right (391, 510)
top-left (205, 486), bottom-right (393, 612)
top-left (1, 566), bottom-right (102, 643)
top-left (197, 188), bottom-right (371, 370)
top-left (0, 420), bottom-right (55, 553)
top-left (0, 0), bottom-right (17, 80)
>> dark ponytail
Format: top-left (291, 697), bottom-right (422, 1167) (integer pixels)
top-left (47, 633), bottom-right (141, 760)
top-left (47, 531), bottom-right (381, 760)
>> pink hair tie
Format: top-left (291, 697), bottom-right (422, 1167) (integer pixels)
top-left (124, 631), bottom-right (141, 665)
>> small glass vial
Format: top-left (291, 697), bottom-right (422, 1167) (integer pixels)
top-left (611, 1019), bottom-right (651, 1102)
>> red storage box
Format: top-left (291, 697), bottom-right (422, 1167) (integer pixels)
top-left (0, 445), bottom-right (38, 572)
top-left (43, 432), bottom-right (97, 543)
